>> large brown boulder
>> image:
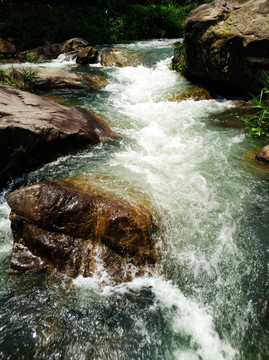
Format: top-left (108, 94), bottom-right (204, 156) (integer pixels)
top-left (60, 38), bottom-right (89, 55)
top-left (7, 66), bottom-right (108, 90)
top-left (15, 43), bottom-right (64, 62)
top-left (76, 46), bottom-right (99, 65)
top-left (0, 85), bottom-right (114, 189)
top-left (14, 38), bottom-right (96, 62)
top-left (183, 0), bottom-right (269, 97)
top-left (6, 178), bottom-right (157, 283)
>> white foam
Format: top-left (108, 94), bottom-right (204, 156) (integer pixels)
top-left (74, 275), bottom-right (237, 359)
top-left (38, 53), bottom-right (76, 69)
top-left (122, 38), bottom-right (181, 50)
top-left (0, 200), bottom-right (12, 253)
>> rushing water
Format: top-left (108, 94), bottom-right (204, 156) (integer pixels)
top-left (0, 39), bottom-right (268, 360)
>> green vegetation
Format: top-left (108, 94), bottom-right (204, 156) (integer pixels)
top-left (223, 10), bottom-right (235, 38)
top-left (171, 40), bottom-right (185, 72)
top-left (19, 67), bottom-right (37, 91)
top-left (0, 66), bottom-right (37, 91)
top-left (243, 74), bottom-right (269, 137)
top-left (0, 0), bottom-right (213, 52)
top-left (0, 68), bottom-right (16, 87)
top-left (25, 52), bottom-right (36, 62)
top-left (0, 68), bottom-right (5, 82)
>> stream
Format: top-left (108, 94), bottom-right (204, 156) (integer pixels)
top-left (0, 39), bottom-right (268, 360)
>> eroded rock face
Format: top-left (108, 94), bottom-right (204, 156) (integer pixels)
top-left (0, 85), bottom-right (114, 189)
top-left (183, 0), bottom-right (269, 97)
top-left (7, 66), bottom-right (108, 90)
top-left (7, 179), bottom-right (157, 284)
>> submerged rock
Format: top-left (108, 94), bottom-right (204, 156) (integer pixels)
top-left (100, 48), bottom-right (144, 67)
top-left (0, 85), bottom-right (114, 189)
top-left (7, 66), bottom-right (108, 90)
top-left (167, 87), bottom-right (212, 102)
top-left (14, 37), bottom-right (96, 62)
top-left (7, 178), bottom-right (157, 284)
top-left (183, 0), bottom-right (269, 97)
top-left (256, 145), bottom-right (269, 164)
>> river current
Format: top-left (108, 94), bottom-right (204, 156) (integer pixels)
top-left (0, 39), bottom-right (268, 360)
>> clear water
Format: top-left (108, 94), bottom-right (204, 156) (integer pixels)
top-left (0, 39), bottom-right (268, 360)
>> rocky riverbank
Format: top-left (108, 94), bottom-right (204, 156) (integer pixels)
top-left (177, 0), bottom-right (269, 98)
top-left (0, 85), bottom-right (114, 190)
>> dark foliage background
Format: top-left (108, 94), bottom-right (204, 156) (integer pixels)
top-left (0, 0), bottom-right (212, 51)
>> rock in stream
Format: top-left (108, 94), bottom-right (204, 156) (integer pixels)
top-left (0, 85), bottom-right (114, 189)
top-left (7, 66), bottom-right (108, 90)
top-left (7, 178), bottom-right (158, 284)
top-left (182, 0), bottom-right (269, 97)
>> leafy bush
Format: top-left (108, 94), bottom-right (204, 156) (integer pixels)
top-left (20, 67), bottom-right (38, 91)
top-left (0, 0), bottom-right (213, 51)
top-left (0, 66), bottom-right (37, 92)
top-left (173, 40), bottom-right (183, 54)
top-left (26, 52), bottom-right (36, 62)
top-left (0, 68), bottom-right (14, 87)
top-left (243, 74), bottom-right (269, 137)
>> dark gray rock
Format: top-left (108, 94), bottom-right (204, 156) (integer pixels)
top-left (183, 0), bottom-right (269, 97)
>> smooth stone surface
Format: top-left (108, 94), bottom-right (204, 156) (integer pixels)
top-left (7, 66), bottom-right (108, 90)
top-left (0, 85), bottom-right (114, 189)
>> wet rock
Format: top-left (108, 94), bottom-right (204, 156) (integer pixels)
top-left (100, 48), bottom-right (143, 67)
top-left (14, 37), bottom-right (94, 62)
top-left (256, 145), bottom-right (269, 164)
top-left (167, 87), bottom-right (212, 102)
top-left (76, 46), bottom-right (99, 65)
top-left (10, 243), bottom-right (46, 272)
top-left (0, 85), bottom-right (115, 189)
top-left (7, 178), bottom-right (157, 284)
top-left (15, 43), bottom-right (63, 62)
top-left (183, 0), bottom-right (269, 97)
top-left (7, 66), bottom-right (107, 90)
top-left (60, 38), bottom-right (89, 56)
